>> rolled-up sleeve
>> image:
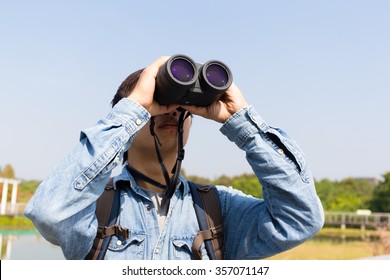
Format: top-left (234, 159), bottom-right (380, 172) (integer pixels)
top-left (219, 106), bottom-right (324, 259)
top-left (24, 98), bottom-right (150, 259)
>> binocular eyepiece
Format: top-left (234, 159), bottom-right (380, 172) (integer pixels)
top-left (154, 55), bottom-right (233, 107)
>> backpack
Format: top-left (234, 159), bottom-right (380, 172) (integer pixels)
top-left (85, 179), bottom-right (224, 260)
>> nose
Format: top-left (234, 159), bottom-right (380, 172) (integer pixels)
top-left (164, 107), bottom-right (190, 119)
top-left (165, 109), bottom-right (179, 117)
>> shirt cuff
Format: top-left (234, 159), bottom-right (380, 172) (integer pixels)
top-left (220, 106), bottom-right (269, 148)
top-left (107, 98), bottom-right (151, 132)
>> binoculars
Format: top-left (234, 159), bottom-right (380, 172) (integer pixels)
top-left (154, 55), bottom-right (233, 107)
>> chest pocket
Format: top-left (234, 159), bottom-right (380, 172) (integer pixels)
top-left (106, 231), bottom-right (146, 259)
top-left (171, 236), bottom-right (208, 260)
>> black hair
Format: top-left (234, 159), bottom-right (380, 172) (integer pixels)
top-left (111, 68), bottom-right (144, 108)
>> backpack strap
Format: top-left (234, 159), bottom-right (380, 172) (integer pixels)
top-left (85, 178), bottom-right (129, 260)
top-left (189, 181), bottom-right (224, 260)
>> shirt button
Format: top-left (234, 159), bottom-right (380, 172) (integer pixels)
top-left (277, 148), bottom-right (284, 155)
top-left (155, 248), bottom-right (160, 254)
top-left (146, 205), bottom-right (152, 211)
top-left (113, 156), bottom-right (119, 164)
top-left (135, 119), bottom-right (142, 125)
top-left (116, 240), bottom-right (122, 246)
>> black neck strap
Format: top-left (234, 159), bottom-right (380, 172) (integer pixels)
top-left (164, 109), bottom-right (188, 199)
top-left (126, 165), bottom-right (166, 190)
top-left (149, 116), bottom-right (171, 187)
top-left (128, 109), bottom-right (191, 199)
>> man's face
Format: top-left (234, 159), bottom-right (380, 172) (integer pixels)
top-left (129, 109), bottom-right (192, 156)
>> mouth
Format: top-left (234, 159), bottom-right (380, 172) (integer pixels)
top-left (158, 119), bottom-right (178, 129)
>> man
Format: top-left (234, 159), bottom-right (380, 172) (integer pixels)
top-left (25, 56), bottom-right (324, 260)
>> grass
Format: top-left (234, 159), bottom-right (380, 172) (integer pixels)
top-left (0, 216), bottom-right (35, 231)
top-left (267, 240), bottom-right (382, 260)
top-left (267, 228), bottom-right (385, 260)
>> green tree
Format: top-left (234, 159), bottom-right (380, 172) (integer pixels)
top-left (184, 172), bottom-right (263, 198)
top-left (186, 175), bottom-right (212, 185)
top-left (370, 172), bottom-right (390, 212)
top-left (213, 174), bottom-right (234, 187)
top-left (315, 179), bottom-right (336, 211)
top-left (212, 173), bottom-right (262, 198)
top-left (19, 180), bottom-right (41, 202)
top-left (230, 173), bottom-right (262, 198)
top-left (0, 164), bottom-right (15, 179)
top-left (315, 177), bottom-right (375, 211)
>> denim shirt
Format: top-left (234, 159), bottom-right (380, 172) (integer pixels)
top-left (24, 98), bottom-right (324, 260)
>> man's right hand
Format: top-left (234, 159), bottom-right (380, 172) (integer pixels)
top-left (126, 56), bottom-right (179, 116)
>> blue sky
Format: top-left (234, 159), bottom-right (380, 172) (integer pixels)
top-left (1, 0), bottom-right (389, 181)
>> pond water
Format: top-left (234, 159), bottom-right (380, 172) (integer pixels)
top-left (0, 229), bottom-right (383, 260)
top-left (0, 230), bottom-right (65, 260)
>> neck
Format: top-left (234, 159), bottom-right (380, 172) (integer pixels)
top-left (127, 149), bottom-right (178, 192)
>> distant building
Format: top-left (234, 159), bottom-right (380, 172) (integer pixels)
top-left (0, 177), bottom-right (21, 215)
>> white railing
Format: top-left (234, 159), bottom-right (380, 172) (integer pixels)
top-left (0, 203), bottom-right (26, 216)
top-left (324, 211), bottom-right (390, 229)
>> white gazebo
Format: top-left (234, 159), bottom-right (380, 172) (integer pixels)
top-left (0, 177), bottom-right (20, 215)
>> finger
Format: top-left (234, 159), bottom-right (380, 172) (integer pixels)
top-left (179, 105), bottom-right (198, 114)
top-left (226, 81), bottom-right (238, 92)
top-left (180, 105), bottom-right (208, 117)
top-left (143, 56), bottom-right (170, 79)
top-left (134, 56), bottom-right (170, 98)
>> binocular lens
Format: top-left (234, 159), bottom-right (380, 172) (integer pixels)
top-left (170, 58), bottom-right (195, 83)
top-left (155, 55), bottom-right (232, 106)
top-left (205, 64), bottom-right (229, 87)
